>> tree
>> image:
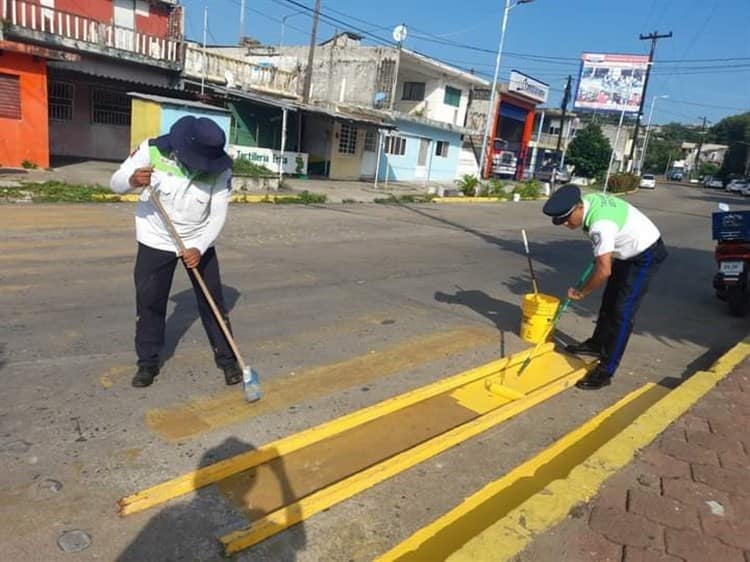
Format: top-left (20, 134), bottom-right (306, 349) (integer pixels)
top-left (566, 123), bottom-right (612, 178)
top-left (711, 112), bottom-right (750, 178)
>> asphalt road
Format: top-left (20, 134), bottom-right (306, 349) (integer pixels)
top-left (1, 183), bottom-right (748, 562)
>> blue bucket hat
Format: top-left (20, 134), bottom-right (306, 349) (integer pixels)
top-left (154, 116), bottom-right (232, 174)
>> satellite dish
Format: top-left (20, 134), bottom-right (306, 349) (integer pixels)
top-left (393, 24), bottom-right (407, 44)
top-left (224, 70), bottom-right (236, 88)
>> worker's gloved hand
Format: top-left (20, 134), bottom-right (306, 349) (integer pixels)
top-left (181, 248), bottom-right (201, 269)
top-left (129, 166), bottom-right (154, 188)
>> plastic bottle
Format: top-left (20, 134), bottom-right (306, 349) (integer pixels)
top-left (243, 367), bottom-right (262, 403)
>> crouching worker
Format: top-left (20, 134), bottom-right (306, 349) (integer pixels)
top-left (543, 185), bottom-right (668, 390)
top-left (110, 115), bottom-right (242, 388)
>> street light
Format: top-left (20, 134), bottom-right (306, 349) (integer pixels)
top-left (478, 0), bottom-right (535, 181)
top-left (280, 11), bottom-right (305, 49)
top-left (637, 94), bottom-right (669, 174)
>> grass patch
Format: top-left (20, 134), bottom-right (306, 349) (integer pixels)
top-left (374, 194), bottom-right (434, 204)
top-left (232, 158), bottom-right (276, 177)
top-left (270, 190), bottom-right (327, 204)
top-left (4, 181), bottom-right (113, 202)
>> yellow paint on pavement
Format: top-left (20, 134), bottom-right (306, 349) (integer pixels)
top-left (146, 327), bottom-right (499, 441)
top-left (378, 337), bottom-right (750, 562)
top-left (220, 353), bottom-right (589, 555)
top-left (120, 345), bottom-right (553, 516)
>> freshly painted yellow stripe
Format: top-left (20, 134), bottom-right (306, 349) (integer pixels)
top-left (220, 359), bottom-right (589, 555)
top-left (146, 327), bottom-right (499, 441)
top-left (119, 342), bottom-right (552, 516)
top-left (379, 337), bottom-right (750, 562)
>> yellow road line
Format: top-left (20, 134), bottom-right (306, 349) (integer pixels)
top-left (220, 358), bottom-right (588, 555)
top-left (146, 326), bottom-right (499, 441)
top-left (119, 341), bottom-right (547, 516)
top-left (379, 337), bottom-right (750, 562)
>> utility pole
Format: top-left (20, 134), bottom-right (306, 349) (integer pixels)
top-left (239, 0), bottom-right (245, 43)
top-left (628, 30), bottom-right (672, 167)
top-left (693, 116), bottom-right (708, 179)
top-left (556, 75), bottom-right (571, 156)
top-left (302, 0), bottom-right (321, 103)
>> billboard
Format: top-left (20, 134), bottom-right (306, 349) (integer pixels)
top-left (573, 53), bottom-right (649, 114)
top-left (508, 70), bottom-right (549, 104)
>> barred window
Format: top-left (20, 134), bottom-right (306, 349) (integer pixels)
top-left (402, 81), bottom-right (425, 101)
top-left (49, 81), bottom-right (74, 121)
top-left (338, 123), bottom-right (357, 154)
top-left (91, 88), bottom-right (131, 126)
top-left (435, 140), bottom-right (449, 158)
top-left (384, 135), bottom-right (406, 156)
top-left (364, 129), bottom-right (377, 152)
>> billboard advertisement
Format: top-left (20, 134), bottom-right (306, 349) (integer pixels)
top-left (508, 70), bottom-right (549, 104)
top-left (574, 53), bottom-right (649, 113)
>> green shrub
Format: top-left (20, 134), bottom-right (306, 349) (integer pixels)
top-left (455, 174), bottom-right (480, 196)
top-left (486, 179), bottom-right (507, 197)
top-left (513, 179), bottom-right (541, 199)
top-left (296, 190), bottom-right (327, 204)
top-left (232, 157), bottom-right (275, 177)
top-left (606, 172), bottom-right (639, 193)
top-left (21, 159), bottom-right (38, 169)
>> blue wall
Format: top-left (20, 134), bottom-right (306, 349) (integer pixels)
top-left (378, 120), bottom-right (462, 182)
top-left (160, 106), bottom-right (232, 148)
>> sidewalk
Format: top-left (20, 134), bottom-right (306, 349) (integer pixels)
top-left (0, 161), bottom-right (443, 203)
top-left (518, 360), bottom-right (750, 562)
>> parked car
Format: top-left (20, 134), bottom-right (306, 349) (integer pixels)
top-left (726, 179), bottom-right (748, 193)
top-left (535, 166), bottom-right (570, 183)
top-left (639, 173), bottom-right (656, 189)
top-left (704, 176), bottom-right (724, 189)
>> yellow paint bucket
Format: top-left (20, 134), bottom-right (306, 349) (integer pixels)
top-left (520, 293), bottom-right (560, 344)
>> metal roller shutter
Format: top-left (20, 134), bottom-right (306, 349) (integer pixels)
top-left (0, 73), bottom-right (22, 120)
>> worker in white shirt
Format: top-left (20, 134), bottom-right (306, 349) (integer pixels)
top-left (110, 115), bottom-right (242, 388)
top-left (543, 185), bottom-right (668, 390)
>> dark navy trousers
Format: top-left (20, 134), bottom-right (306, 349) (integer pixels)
top-left (591, 238), bottom-right (668, 377)
top-left (133, 243), bottom-right (235, 369)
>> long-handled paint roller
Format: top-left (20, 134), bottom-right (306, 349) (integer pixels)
top-left (517, 261), bottom-right (595, 376)
top-left (521, 229), bottom-right (539, 295)
top-left (146, 185), bottom-right (262, 402)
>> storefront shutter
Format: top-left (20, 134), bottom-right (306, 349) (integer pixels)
top-left (0, 73), bottom-right (22, 120)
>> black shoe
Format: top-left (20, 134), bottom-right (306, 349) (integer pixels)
top-left (132, 366), bottom-right (159, 388)
top-left (565, 338), bottom-right (602, 357)
top-left (223, 363), bottom-right (243, 386)
top-left (575, 368), bottom-right (612, 390)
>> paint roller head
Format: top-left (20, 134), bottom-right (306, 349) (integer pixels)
top-left (242, 367), bottom-right (262, 403)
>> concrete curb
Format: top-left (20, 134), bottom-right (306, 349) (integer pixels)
top-left (377, 336), bottom-right (750, 562)
top-left (433, 196), bottom-right (547, 204)
top-left (92, 193), bottom-right (306, 204)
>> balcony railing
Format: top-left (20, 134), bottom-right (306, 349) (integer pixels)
top-left (1, 0), bottom-right (181, 65)
top-left (183, 44), bottom-right (299, 98)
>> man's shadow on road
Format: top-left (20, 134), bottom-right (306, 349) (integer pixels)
top-left (117, 437), bottom-right (306, 562)
top-left (161, 285), bottom-right (241, 365)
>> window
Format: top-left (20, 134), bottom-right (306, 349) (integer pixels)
top-left (0, 73), bottom-right (21, 120)
top-left (548, 125), bottom-right (561, 135)
top-left (384, 135), bottom-right (406, 156)
top-left (338, 123), bottom-right (357, 154)
top-left (364, 129), bottom-right (377, 152)
top-left (91, 88), bottom-right (131, 126)
top-left (444, 86), bottom-right (461, 108)
top-left (435, 141), bottom-right (449, 158)
top-left (48, 81), bottom-right (74, 121)
top-left (402, 81), bottom-right (425, 101)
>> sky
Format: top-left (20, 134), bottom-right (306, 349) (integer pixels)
top-left (179, 0), bottom-right (750, 126)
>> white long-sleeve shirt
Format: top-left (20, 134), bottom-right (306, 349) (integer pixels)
top-left (110, 140), bottom-right (232, 255)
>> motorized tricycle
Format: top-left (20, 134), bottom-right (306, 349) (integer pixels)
top-left (712, 206), bottom-right (750, 317)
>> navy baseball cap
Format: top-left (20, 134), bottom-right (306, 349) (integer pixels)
top-left (543, 184), bottom-right (582, 225)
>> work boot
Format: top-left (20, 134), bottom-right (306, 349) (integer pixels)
top-left (132, 366), bottom-right (159, 388)
top-left (223, 362), bottom-right (243, 386)
top-left (575, 368), bottom-right (612, 390)
top-left (565, 338), bottom-right (602, 357)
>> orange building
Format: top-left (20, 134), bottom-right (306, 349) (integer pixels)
top-left (0, 46), bottom-right (49, 168)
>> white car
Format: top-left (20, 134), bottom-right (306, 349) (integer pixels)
top-left (704, 177), bottom-right (724, 189)
top-left (727, 179), bottom-right (748, 193)
top-left (639, 174), bottom-right (656, 189)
